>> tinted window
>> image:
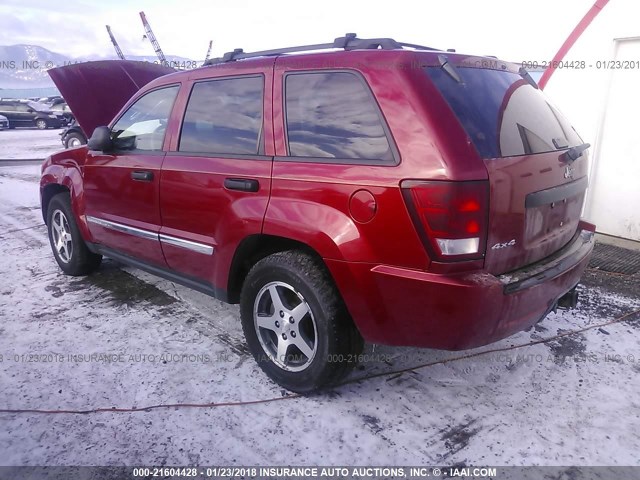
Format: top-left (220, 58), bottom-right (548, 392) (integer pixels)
top-left (179, 76), bottom-right (263, 155)
top-left (111, 85), bottom-right (179, 152)
top-left (0, 105), bottom-right (15, 112)
top-left (285, 72), bottom-right (393, 162)
top-left (426, 67), bottom-right (582, 159)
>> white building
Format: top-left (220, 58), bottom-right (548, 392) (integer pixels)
top-left (543, 0), bottom-right (640, 242)
top-left (545, 0), bottom-right (640, 241)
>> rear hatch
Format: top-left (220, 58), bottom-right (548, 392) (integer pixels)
top-left (425, 57), bottom-right (589, 275)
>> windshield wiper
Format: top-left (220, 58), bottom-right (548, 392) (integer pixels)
top-left (561, 143), bottom-right (590, 164)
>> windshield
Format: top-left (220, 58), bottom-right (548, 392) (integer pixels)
top-left (425, 66), bottom-right (583, 159)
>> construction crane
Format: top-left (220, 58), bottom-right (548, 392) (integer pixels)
top-left (204, 41), bottom-right (213, 63)
top-left (139, 11), bottom-right (167, 65)
top-left (105, 25), bottom-right (125, 60)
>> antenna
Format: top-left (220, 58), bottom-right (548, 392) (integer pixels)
top-left (139, 11), bottom-right (167, 64)
top-left (204, 41), bottom-right (213, 63)
top-left (105, 25), bottom-right (125, 60)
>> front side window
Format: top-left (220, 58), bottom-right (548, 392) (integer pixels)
top-left (285, 72), bottom-right (394, 162)
top-left (179, 76), bottom-right (264, 155)
top-left (111, 85), bottom-right (179, 152)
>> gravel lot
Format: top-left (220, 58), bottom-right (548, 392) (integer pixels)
top-left (0, 158), bottom-right (639, 468)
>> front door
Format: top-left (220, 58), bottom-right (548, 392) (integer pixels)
top-left (84, 84), bottom-right (180, 266)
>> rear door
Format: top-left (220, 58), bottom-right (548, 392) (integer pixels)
top-left (426, 63), bottom-right (589, 274)
top-left (159, 62), bottom-right (274, 290)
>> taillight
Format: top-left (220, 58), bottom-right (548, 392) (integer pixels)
top-left (401, 180), bottom-right (489, 262)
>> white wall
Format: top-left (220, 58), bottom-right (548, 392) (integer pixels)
top-left (543, 0), bottom-right (640, 241)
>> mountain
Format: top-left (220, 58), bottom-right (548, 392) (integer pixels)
top-left (0, 44), bottom-right (195, 89)
top-left (0, 45), bottom-right (72, 88)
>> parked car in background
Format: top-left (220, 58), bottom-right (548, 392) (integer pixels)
top-left (60, 120), bottom-right (87, 148)
top-left (42, 38), bottom-right (595, 392)
top-left (0, 100), bottom-right (64, 129)
top-left (0, 114), bottom-right (8, 130)
top-left (48, 101), bottom-right (74, 125)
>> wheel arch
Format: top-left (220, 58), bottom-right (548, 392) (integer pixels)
top-left (227, 234), bottom-right (329, 304)
top-left (40, 158), bottom-right (92, 242)
top-left (41, 183), bottom-right (70, 224)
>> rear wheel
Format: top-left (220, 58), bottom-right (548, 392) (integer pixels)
top-left (35, 119), bottom-right (47, 130)
top-left (240, 251), bottom-right (363, 392)
top-left (46, 192), bottom-right (102, 276)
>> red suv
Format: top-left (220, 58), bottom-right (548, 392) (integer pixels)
top-left (41, 35), bottom-right (595, 392)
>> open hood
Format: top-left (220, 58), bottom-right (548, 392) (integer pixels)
top-left (48, 60), bottom-right (175, 137)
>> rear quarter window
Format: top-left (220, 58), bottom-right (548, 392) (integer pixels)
top-left (284, 71), bottom-right (395, 164)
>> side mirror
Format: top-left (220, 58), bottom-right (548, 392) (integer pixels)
top-left (88, 126), bottom-right (113, 151)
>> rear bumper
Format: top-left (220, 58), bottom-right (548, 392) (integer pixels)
top-left (327, 224), bottom-right (595, 350)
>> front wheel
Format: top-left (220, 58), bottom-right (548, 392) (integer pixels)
top-left (240, 251), bottom-right (363, 392)
top-left (46, 192), bottom-right (102, 276)
top-left (65, 132), bottom-right (86, 148)
top-left (35, 119), bottom-right (47, 130)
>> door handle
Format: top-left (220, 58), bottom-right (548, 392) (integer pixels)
top-left (131, 171), bottom-right (154, 181)
top-left (224, 178), bottom-right (259, 192)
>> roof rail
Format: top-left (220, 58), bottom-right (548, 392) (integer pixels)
top-left (204, 33), bottom-right (440, 65)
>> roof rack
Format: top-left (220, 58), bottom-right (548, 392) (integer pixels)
top-left (204, 33), bottom-right (440, 65)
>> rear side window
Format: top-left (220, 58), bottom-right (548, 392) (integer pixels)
top-left (285, 72), bottom-right (394, 163)
top-left (179, 76), bottom-right (263, 155)
top-left (426, 67), bottom-right (583, 159)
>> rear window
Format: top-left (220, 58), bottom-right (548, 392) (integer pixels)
top-left (425, 67), bottom-right (582, 159)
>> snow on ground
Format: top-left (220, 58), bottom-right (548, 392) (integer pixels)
top-left (1, 163), bottom-right (640, 467)
top-left (0, 128), bottom-right (64, 160)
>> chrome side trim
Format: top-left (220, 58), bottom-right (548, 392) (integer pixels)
top-left (85, 216), bottom-right (214, 255)
top-left (159, 234), bottom-right (214, 255)
top-left (86, 216), bottom-right (158, 242)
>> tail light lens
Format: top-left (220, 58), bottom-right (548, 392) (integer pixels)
top-left (401, 180), bottom-right (489, 262)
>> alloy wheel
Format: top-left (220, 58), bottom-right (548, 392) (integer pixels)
top-left (253, 281), bottom-right (318, 372)
top-left (51, 209), bottom-right (73, 263)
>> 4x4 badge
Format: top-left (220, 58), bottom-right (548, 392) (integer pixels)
top-left (491, 239), bottom-right (516, 250)
top-left (564, 165), bottom-right (574, 179)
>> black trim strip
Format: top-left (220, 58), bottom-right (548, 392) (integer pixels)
top-left (525, 176), bottom-right (588, 208)
top-left (499, 229), bottom-right (594, 294)
top-left (86, 243), bottom-right (229, 303)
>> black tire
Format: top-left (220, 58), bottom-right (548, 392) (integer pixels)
top-left (35, 119), bottom-right (47, 130)
top-left (46, 192), bottom-right (102, 276)
top-left (65, 132), bottom-right (86, 148)
top-left (240, 251), bottom-right (363, 393)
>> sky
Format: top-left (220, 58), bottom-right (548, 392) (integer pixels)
top-left (0, 0), bottom-right (605, 62)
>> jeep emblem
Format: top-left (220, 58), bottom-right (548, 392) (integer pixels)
top-left (564, 165), bottom-right (574, 179)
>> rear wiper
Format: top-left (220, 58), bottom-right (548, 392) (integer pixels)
top-left (561, 143), bottom-right (590, 164)
top-left (438, 54), bottom-right (463, 84)
top-left (518, 66), bottom-right (539, 89)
